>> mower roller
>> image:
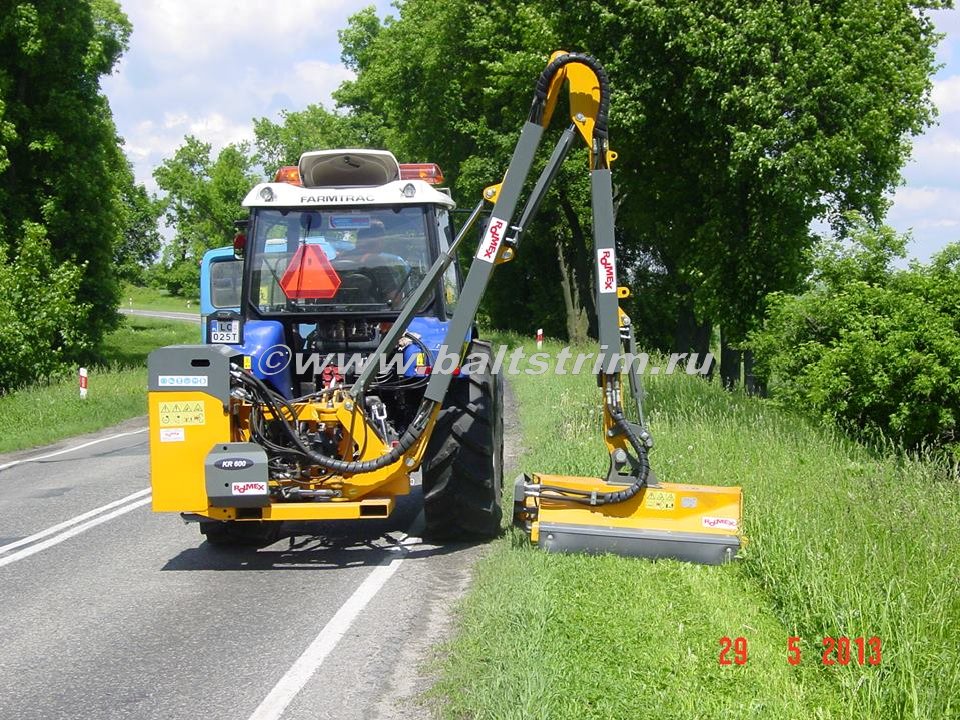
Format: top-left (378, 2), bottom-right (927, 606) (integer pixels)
top-left (147, 51), bottom-right (742, 562)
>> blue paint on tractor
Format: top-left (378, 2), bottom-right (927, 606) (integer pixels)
top-left (237, 320), bottom-right (293, 395)
top-left (200, 246), bottom-right (241, 342)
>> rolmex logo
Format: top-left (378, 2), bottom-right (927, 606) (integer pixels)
top-left (231, 482), bottom-right (268, 496)
top-left (477, 218), bottom-right (506, 263)
top-left (702, 516), bottom-right (738, 530)
top-left (597, 249), bottom-right (616, 293)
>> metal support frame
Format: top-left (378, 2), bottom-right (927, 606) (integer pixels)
top-left (424, 121), bottom-right (546, 404)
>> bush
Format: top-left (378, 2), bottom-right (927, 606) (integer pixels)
top-left (144, 258), bottom-right (200, 298)
top-left (0, 223), bottom-right (93, 391)
top-left (749, 218), bottom-right (960, 453)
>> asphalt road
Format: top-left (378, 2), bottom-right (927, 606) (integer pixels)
top-left (120, 308), bottom-right (201, 324)
top-left (0, 391), bottom-right (519, 719)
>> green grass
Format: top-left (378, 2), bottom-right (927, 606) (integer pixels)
top-left (432, 335), bottom-right (960, 720)
top-left (0, 316), bottom-right (198, 454)
top-left (121, 283), bottom-right (199, 313)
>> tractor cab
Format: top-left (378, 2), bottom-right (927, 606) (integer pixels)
top-left (203, 150), bottom-right (461, 400)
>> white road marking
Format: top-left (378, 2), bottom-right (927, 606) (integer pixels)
top-left (0, 428), bottom-right (148, 473)
top-left (0, 495), bottom-right (152, 568)
top-left (0, 488), bottom-right (152, 556)
top-left (247, 521), bottom-right (423, 720)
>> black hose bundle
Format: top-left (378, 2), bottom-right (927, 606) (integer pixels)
top-left (536, 375), bottom-right (650, 506)
top-left (231, 364), bottom-right (434, 475)
top-left (528, 52), bottom-right (611, 143)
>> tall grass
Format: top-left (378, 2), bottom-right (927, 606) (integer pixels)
top-left (652, 374), bottom-right (960, 718)
top-left (432, 336), bottom-right (960, 719)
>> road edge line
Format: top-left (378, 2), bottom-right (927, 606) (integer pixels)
top-left (247, 521), bottom-right (423, 720)
top-left (0, 427), bottom-right (148, 474)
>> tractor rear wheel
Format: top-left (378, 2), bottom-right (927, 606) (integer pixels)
top-left (422, 340), bottom-right (503, 540)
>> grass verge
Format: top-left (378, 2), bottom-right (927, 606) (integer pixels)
top-left (0, 316), bottom-right (198, 454)
top-left (431, 335), bottom-right (960, 719)
top-left (121, 283), bottom-right (199, 313)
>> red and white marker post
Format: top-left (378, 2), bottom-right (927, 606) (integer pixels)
top-left (536, 328), bottom-right (543, 350)
top-left (79, 367), bottom-right (88, 400)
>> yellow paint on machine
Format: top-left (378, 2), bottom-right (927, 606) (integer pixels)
top-left (200, 497), bottom-right (395, 522)
top-left (524, 474), bottom-right (742, 544)
top-left (149, 390), bottom-right (230, 513)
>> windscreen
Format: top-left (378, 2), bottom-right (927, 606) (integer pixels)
top-left (249, 207), bottom-right (431, 313)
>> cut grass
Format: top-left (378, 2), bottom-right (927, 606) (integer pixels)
top-left (121, 283), bottom-right (199, 313)
top-left (0, 316), bottom-right (198, 454)
top-left (432, 335), bottom-right (960, 720)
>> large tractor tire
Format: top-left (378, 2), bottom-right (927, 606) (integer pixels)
top-left (200, 520), bottom-right (281, 547)
top-left (422, 340), bottom-right (504, 540)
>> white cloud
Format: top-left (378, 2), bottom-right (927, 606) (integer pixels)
top-left (891, 186), bottom-right (946, 212)
top-left (102, 0), bottom-right (394, 188)
top-left (932, 75), bottom-right (960, 114)
top-left (124, 0), bottom-right (355, 65)
top-left (887, 185), bottom-right (960, 261)
top-left (187, 112), bottom-right (253, 147)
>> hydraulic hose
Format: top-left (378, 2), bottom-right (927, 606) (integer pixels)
top-left (232, 365), bottom-right (435, 475)
top-left (528, 52), bottom-right (611, 142)
top-left (537, 375), bottom-right (650, 506)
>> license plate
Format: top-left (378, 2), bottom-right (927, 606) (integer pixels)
top-left (210, 319), bottom-right (240, 344)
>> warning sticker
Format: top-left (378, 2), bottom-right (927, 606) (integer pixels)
top-left (158, 401), bottom-right (206, 427)
top-left (645, 489), bottom-right (675, 511)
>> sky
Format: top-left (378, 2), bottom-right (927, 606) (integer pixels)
top-left (103, 2), bottom-right (960, 262)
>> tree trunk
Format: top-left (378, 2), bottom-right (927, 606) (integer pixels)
top-left (719, 330), bottom-right (741, 390)
top-left (674, 293), bottom-right (696, 354)
top-left (692, 319), bottom-right (713, 380)
top-left (557, 243), bottom-right (590, 346)
top-left (743, 349), bottom-right (766, 397)
top-left (558, 193), bottom-right (598, 339)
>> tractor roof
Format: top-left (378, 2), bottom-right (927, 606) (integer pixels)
top-left (242, 149), bottom-right (456, 210)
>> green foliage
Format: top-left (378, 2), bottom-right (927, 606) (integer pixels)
top-left (153, 136), bottom-right (256, 297)
top-left (115, 165), bottom-right (162, 283)
top-left (252, 104), bottom-right (382, 171)
top-left (0, 0), bottom-right (131, 348)
top-left (542, 0), bottom-right (947, 341)
top-left (334, 0), bottom-right (946, 348)
top-left (0, 223), bottom-right (92, 390)
top-left (749, 217), bottom-right (960, 452)
top-left (0, 316), bottom-right (198, 452)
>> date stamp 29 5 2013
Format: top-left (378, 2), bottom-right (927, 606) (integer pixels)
top-left (718, 636), bottom-right (882, 666)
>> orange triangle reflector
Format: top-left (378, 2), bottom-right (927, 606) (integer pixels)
top-left (279, 244), bottom-right (341, 300)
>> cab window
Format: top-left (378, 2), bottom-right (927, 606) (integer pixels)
top-left (210, 259), bottom-right (242, 308)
